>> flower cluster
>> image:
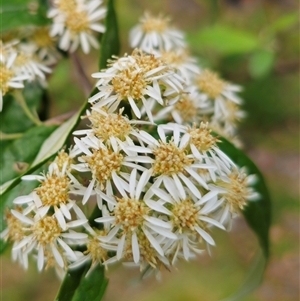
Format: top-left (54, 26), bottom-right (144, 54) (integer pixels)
top-left (0, 38), bottom-right (53, 111)
top-left (2, 9), bottom-right (259, 279)
top-left (48, 0), bottom-right (106, 54)
top-left (128, 12), bottom-right (246, 145)
top-left (1, 0), bottom-right (106, 112)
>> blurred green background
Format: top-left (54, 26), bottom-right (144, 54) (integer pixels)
top-left (2, 0), bottom-right (299, 300)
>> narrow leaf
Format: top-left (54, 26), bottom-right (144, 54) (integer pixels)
top-left (72, 265), bottom-right (108, 301)
top-left (55, 265), bottom-right (89, 301)
top-left (99, 0), bottom-right (120, 69)
top-left (0, 125), bottom-right (57, 185)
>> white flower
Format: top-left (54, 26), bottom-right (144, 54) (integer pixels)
top-left (194, 69), bottom-right (245, 130)
top-left (30, 26), bottom-right (61, 65)
top-left (178, 122), bottom-right (236, 181)
top-left (129, 12), bottom-right (186, 52)
top-left (12, 41), bottom-right (52, 85)
top-left (19, 162), bottom-right (82, 230)
top-left (146, 180), bottom-right (225, 262)
top-left (209, 167), bottom-right (260, 227)
top-left (48, 0), bottom-right (106, 54)
top-left (72, 134), bottom-right (146, 206)
top-left (89, 49), bottom-right (185, 123)
top-left (72, 107), bottom-right (151, 147)
top-left (95, 169), bottom-right (177, 267)
top-left (153, 85), bottom-right (210, 125)
top-left (157, 48), bottom-right (201, 83)
top-left (125, 123), bottom-right (215, 198)
top-left (0, 49), bottom-right (28, 111)
top-left (8, 208), bottom-right (87, 272)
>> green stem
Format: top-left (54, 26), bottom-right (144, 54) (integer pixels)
top-left (0, 131), bottom-right (23, 140)
top-left (13, 90), bottom-right (42, 126)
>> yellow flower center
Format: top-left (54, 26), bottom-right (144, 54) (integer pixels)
top-left (54, 149), bottom-right (73, 171)
top-left (152, 141), bottom-right (193, 176)
top-left (85, 233), bottom-right (108, 264)
top-left (89, 109), bottom-right (132, 141)
top-left (14, 53), bottom-right (31, 67)
top-left (171, 199), bottom-right (200, 232)
top-left (218, 170), bottom-right (250, 213)
top-left (174, 96), bottom-right (197, 122)
top-left (35, 174), bottom-right (70, 207)
top-left (31, 27), bottom-right (55, 48)
top-left (196, 70), bottom-right (225, 99)
top-left (114, 197), bottom-right (149, 232)
top-left (32, 216), bottom-right (61, 245)
top-left (142, 14), bottom-right (169, 33)
top-left (56, 0), bottom-right (77, 13)
top-left (188, 122), bottom-right (219, 152)
top-left (4, 209), bottom-right (26, 242)
top-left (132, 50), bottom-right (163, 73)
top-left (65, 10), bottom-right (89, 33)
top-left (0, 64), bottom-right (13, 95)
top-left (83, 148), bottom-right (123, 186)
top-left (112, 66), bottom-right (146, 100)
top-left (160, 50), bottom-right (185, 65)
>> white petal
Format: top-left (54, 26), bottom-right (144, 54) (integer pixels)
top-left (37, 245), bottom-right (44, 271)
top-left (195, 226), bottom-right (215, 245)
top-left (117, 234), bottom-right (126, 260)
top-left (11, 210), bottom-right (34, 225)
top-left (57, 238), bottom-right (77, 261)
top-left (131, 232), bottom-right (140, 264)
top-left (51, 244), bottom-right (64, 267)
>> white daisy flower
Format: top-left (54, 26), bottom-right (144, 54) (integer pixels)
top-left (194, 69), bottom-right (243, 121)
top-left (129, 12), bottom-right (186, 52)
top-left (30, 26), bottom-right (61, 65)
top-left (146, 180), bottom-right (225, 260)
top-left (72, 134), bottom-right (146, 205)
top-left (48, 0), bottom-right (106, 54)
top-left (13, 41), bottom-right (52, 85)
top-left (89, 49), bottom-right (185, 123)
top-left (9, 208), bottom-right (88, 272)
top-left (153, 85), bottom-right (210, 125)
top-left (209, 167), bottom-right (260, 227)
top-left (0, 49), bottom-right (28, 111)
top-left (68, 225), bottom-right (118, 273)
top-left (1, 207), bottom-right (32, 269)
top-left (72, 107), bottom-right (151, 147)
top-left (178, 122), bottom-right (236, 181)
top-left (125, 123), bottom-right (215, 198)
top-left (95, 169), bottom-right (177, 266)
top-left (18, 162), bottom-right (82, 230)
top-left (157, 48), bottom-right (201, 83)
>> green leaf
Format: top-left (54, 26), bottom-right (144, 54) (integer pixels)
top-left (248, 50), bottom-right (275, 79)
top-left (0, 0), bottom-right (50, 33)
top-left (218, 136), bottom-right (271, 300)
top-left (99, 0), bottom-right (120, 69)
top-left (0, 109), bottom-right (81, 196)
top-left (55, 265), bottom-right (108, 301)
top-left (55, 265), bottom-right (89, 301)
top-left (0, 125), bottom-right (57, 186)
top-left (187, 24), bottom-right (259, 55)
top-left (72, 265), bottom-right (108, 301)
top-left (0, 82), bottom-right (48, 152)
top-left (269, 12), bottom-right (298, 33)
top-left (1, 82), bottom-right (45, 133)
